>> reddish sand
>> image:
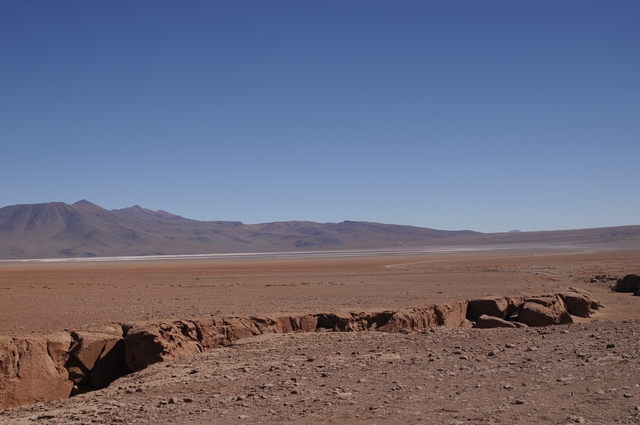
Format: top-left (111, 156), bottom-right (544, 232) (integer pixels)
top-left (1, 247), bottom-right (638, 336)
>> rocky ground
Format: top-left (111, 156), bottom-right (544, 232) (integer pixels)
top-left (2, 317), bottom-right (640, 424)
top-left (1, 247), bottom-right (640, 423)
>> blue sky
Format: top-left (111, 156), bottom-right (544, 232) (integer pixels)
top-left (1, 1), bottom-right (638, 232)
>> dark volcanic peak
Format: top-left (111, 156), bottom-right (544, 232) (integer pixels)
top-left (0, 200), bottom-right (639, 260)
top-left (73, 199), bottom-right (98, 207)
top-left (114, 205), bottom-right (183, 220)
top-left (0, 202), bottom-right (79, 233)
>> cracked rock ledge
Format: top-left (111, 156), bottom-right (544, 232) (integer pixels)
top-left (0, 287), bottom-right (601, 410)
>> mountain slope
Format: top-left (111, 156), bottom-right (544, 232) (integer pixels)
top-left (0, 200), bottom-right (479, 260)
top-left (0, 200), bottom-right (638, 260)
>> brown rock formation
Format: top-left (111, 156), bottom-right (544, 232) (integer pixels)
top-left (474, 314), bottom-right (528, 329)
top-left (559, 288), bottom-right (601, 317)
top-left (467, 297), bottom-right (509, 321)
top-left (123, 321), bottom-right (204, 372)
top-left (518, 295), bottom-right (573, 327)
top-left (64, 328), bottom-right (130, 389)
top-left (0, 290), bottom-right (602, 410)
top-left (612, 274), bottom-right (640, 296)
top-left (0, 335), bottom-right (73, 410)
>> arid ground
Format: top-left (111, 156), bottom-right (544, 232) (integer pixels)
top-left (1, 244), bottom-right (640, 423)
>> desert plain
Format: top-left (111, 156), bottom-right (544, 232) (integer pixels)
top-left (1, 243), bottom-right (640, 424)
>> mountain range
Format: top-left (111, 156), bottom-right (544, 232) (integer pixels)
top-left (0, 200), bottom-right (639, 260)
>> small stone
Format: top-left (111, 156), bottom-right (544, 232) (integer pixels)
top-left (606, 343), bottom-right (616, 349)
top-left (239, 415), bottom-right (249, 419)
top-left (569, 416), bottom-right (585, 423)
top-left (505, 343), bottom-right (515, 348)
top-left (515, 399), bottom-right (525, 405)
top-left (168, 397), bottom-right (178, 404)
top-left (503, 384), bottom-right (514, 390)
top-left (624, 393), bottom-right (632, 398)
top-left (321, 372), bottom-right (329, 378)
top-left (357, 378), bottom-right (366, 383)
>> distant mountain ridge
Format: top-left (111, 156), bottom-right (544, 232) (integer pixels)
top-left (0, 200), bottom-right (639, 260)
top-left (0, 200), bottom-right (478, 260)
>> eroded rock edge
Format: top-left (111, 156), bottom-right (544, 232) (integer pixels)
top-left (0, 287), bottom-right (601, 410)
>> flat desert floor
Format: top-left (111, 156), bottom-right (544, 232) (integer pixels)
top-left (1, 245), bottom-right (640, 424)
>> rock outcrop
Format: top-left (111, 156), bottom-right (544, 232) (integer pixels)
top-left (0, 334), bottom-right (73, 410)
top-left (66, 327), bottom-right (130, 389)
top-left (518, 295), bottom-right (573, 327)
top-left (474, 314), bottom-right (528, 329)
top-left (560, 287), bottom-right (602, 317)
top-left (124, 320), bottom-right (204, 373)
top-left (467, 297), bottom-right (509, 321)
top-left (0, 289), bottom-right (602, 410)
top-left (611, 274), bottom-right (640, 296)
top-left (123, 302), bottom-right (469, 372)
top-left (467, 290), bottom-right (603, 329)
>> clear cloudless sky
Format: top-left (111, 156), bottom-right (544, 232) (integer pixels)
top-left (1, 1), bottom-right (638, 232)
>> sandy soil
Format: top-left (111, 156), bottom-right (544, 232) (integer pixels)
top-left (1, 247), bottom-right (639, 336)
top-left (1, 245), bottom-right (639, 423)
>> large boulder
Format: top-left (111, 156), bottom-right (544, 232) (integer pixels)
top-left (473, 315), bottom-right (528, 329)
top-left (612, 274), bottom-right (640, 295)
top-left (467, 297), bottom-right (509, 321)
top-left (0, 335), bottom-right (73, 410)
top-left (517, 296), bottom-right (573, 327)
top-left (559, 288), bottom-right (601, 317)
